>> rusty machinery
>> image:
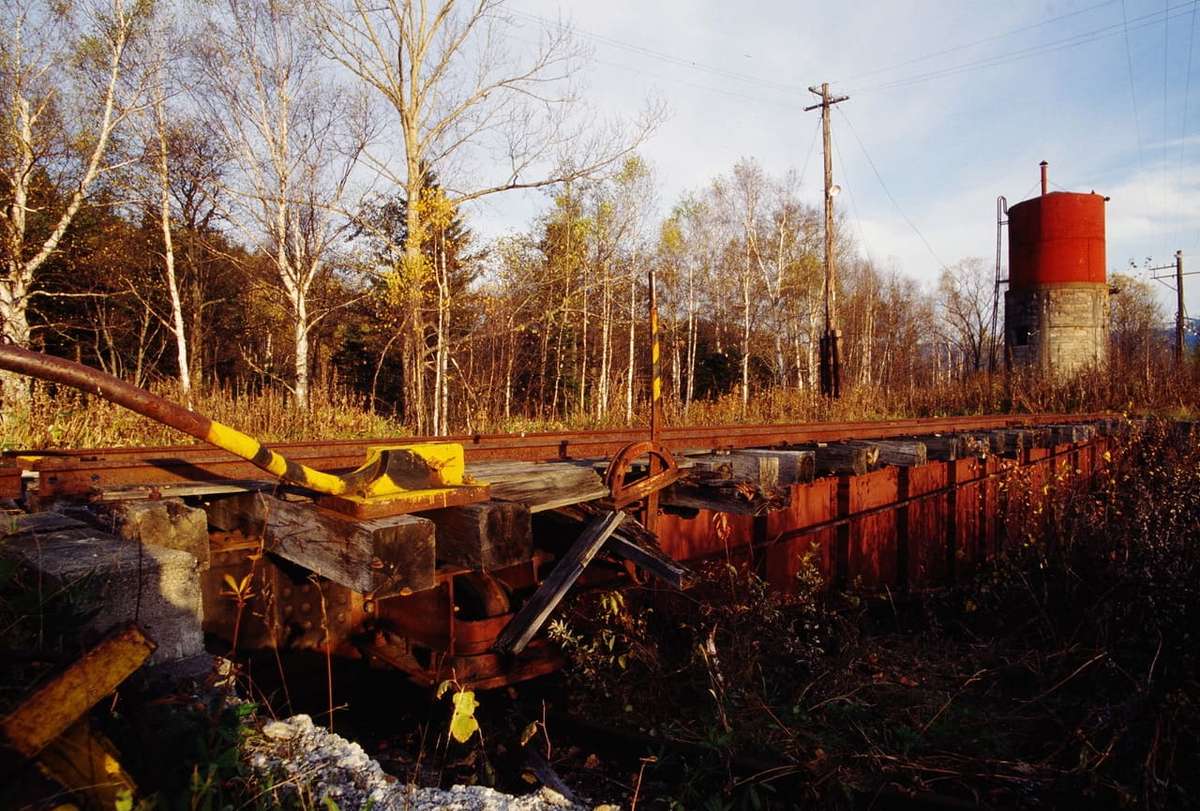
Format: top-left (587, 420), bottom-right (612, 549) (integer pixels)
top-left (0, 342), bottom-right (684, 688)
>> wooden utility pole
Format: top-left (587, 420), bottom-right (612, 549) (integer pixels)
top-left (1150, 250), bottom-right (1196, 367)
top-left (1176, 251), bottom-right (1186, 365)
top-left (805, 82), bottom-right (849, 398)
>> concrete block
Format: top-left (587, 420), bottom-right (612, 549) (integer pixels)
top-left (102, 498), bottom-right (210, 570)
top-left (2, 515), bottom-right (204, 664)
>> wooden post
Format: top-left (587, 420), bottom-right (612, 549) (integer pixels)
top-left (805, 82), bottom-right (849, 398)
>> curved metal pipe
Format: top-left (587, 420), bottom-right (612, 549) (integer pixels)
top-left (0, 343), bottom-right (349, 495)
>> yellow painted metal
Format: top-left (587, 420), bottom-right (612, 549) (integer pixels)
top-left (36, 721), bottom-right (136, 809)
top-left (204, 420), bottom-right (346, 494)
top-left (314, 443), bottom-right (489, 518)
top-left (0, 624), bottom-right (155, 758)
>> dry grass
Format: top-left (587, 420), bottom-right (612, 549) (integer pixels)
top-left (2, 360), bottom-right (1196, 450)
top-left (0, 381), bottom-right (409, 450)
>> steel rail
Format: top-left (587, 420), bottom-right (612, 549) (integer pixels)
top-left (21, 413), bottom-right (1116, 497)
top-left (0, 343), bottom-right (432, 497)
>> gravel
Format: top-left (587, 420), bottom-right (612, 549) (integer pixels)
top-left (246, 714), bottom-right (601, 810)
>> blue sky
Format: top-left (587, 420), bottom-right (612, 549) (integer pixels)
top-left (470, 0), bottom-right (1199, 321)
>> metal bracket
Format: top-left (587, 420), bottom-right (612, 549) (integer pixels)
top-left (602, 440), bottom-right (682, 509)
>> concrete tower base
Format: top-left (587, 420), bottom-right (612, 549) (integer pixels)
top-left (1004, 283), bottom-right (1108, 374)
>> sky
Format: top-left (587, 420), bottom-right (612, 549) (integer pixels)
top-left (466, 0), bottom-right (1200, 322)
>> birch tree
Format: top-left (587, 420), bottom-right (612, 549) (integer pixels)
top-left (0, 0), bottom-right (148, 405)
top-left (195, 0), bottom-right (371, 409)
top-left (311, 0), bottom-right (662, 427)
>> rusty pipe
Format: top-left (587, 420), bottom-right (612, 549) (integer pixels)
top-left (0, 343), bottom-right (349, 494)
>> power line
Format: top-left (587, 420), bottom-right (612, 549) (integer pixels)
top-left (1121, 0), bottom-right (1152, 220)
top-left (841, 0), bottom-right (1118, 83)
top-left (851, 1), bottom-right (1196, 94)
top-left (798, 115), bottom-right (822, 189)
top-left (837, 108), bottom-right (948, 273)
top-left (1164, 0), bottom-right (1172, 261)
top-left (1178, 0), bottom-right (1198, 252)
top-left (506, 7), bottom-right (807, 94)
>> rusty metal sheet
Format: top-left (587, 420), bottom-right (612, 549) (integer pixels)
top-left (763, 478), bottom-right (837, 592)
top-left (906, 462), bottom-right (949, 587)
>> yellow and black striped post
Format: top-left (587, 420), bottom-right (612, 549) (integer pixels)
top-left (646, 266), bottom-right (663, 534)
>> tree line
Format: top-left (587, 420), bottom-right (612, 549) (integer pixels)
top-left (1, 0), bottom-right (1170, 435)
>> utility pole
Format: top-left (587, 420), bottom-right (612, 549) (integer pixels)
top-left (1176, 251), bottom-right (1185, 365)
top-left (1150, 250), bottom-right (1196, 367)
top-left (805, 82), bottom-right (849, 398)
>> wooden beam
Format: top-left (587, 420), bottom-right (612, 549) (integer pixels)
top-left (851, 439), bottom-right (927, 467)
top-left (203, 492), bottom-right (436, 596)
top-left (688, 452), bottom-right (780, 488)
top-left (493, 510), bottom-right (625, 655)
top-left (425, 500), bottom-right (532, 571)
top-left (737, 449), bottom-right (816, 484)
top-left (792, 443), bottom-right (878, 476)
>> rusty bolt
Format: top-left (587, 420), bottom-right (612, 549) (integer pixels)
top-left (301, 602), bottom-right (311, 613)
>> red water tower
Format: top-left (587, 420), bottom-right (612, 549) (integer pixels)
top-left (1004, 162), bottom-right (1109, 372)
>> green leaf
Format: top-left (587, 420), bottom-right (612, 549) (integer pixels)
top-left (115, 789), bottom-right (134, 811)
top-left (449, 690), bottom-right (480, 743)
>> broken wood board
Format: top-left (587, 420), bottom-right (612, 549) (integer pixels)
top-left (553, 504), bottom-right (692, 589)
top-left (203, 492), bottom-right (436, 596)
top-left (494, 510), bottom-right (625, 655)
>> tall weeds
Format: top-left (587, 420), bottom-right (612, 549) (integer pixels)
top-left (2, 360), bottom-right (1196, 449)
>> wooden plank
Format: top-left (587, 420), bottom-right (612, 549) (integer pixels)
top-left (0, 623), bottom-right (155, 758)
top-left (469, 461), bottom-right (608, 512)
top-left (661, 482), bottom-right (786, 516)
top-left (204, 492), bottom-right (436, 595)
top-left (554, 504), bottom-right (691, 589)
top-left (605, 534), bottom-right (690, 589)
top-left (493, 510), bottom-right (625, 655)
top-left (425, 500), bottom-right (532, 570)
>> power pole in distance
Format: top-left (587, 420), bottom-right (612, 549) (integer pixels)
top-left (1150, 250), bottom-right (1197, 366)
top-left (805, 82), bottom-right (849, 398)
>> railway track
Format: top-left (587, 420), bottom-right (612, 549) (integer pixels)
top-left (11, 412), bottom-right (1113, 497)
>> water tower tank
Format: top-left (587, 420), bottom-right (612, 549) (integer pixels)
top-left (1004, 162), bottom-right (1109, 373)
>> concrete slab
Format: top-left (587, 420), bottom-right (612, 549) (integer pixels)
top-left (2, 515), bottom-right (204, 664)
top-left (101, 498), bottom-right (211, 570)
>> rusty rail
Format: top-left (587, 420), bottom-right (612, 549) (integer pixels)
top-left (14, 413), bottom-right (1116, 497)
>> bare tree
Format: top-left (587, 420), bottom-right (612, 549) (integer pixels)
top-left (310, 0), bottom-right (662, 427)
top-left (195, 0), bottom-right (371, 408)
top-left (1109, 272), bottom-right (1164, 380)
top-left (938, 257), bottom-right (994, 376)
top-left (0, 0), bottom-right (148, 404)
